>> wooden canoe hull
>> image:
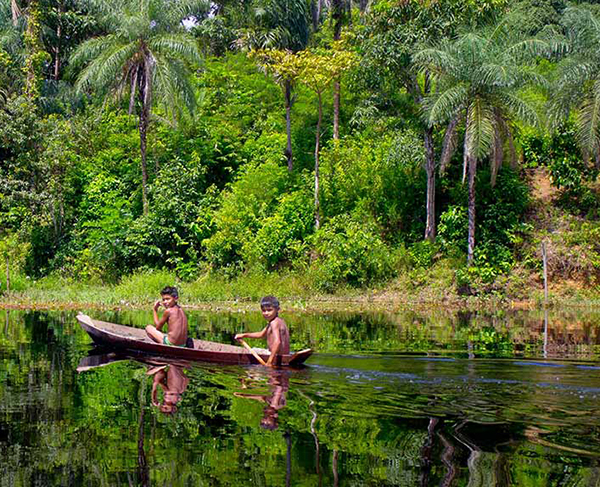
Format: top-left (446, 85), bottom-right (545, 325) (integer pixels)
top-left (76, 313), bottom-right (312, 367)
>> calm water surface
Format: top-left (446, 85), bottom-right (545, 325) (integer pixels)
top-left (1, 307), bottom-right (600, 486)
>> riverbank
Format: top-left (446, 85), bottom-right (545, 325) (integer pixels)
top-left (2, 261), bottom-right (600, 313)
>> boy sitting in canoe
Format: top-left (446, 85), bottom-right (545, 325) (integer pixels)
top-left (146, 286), bottom-right (189, 347)
top-left (235, 295), bottom-right (290, 367)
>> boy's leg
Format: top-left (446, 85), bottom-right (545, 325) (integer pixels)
top-left (145, 325), bottom-right (165, 343)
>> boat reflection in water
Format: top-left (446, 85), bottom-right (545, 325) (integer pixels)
top-left (235, 368), bottom-right (290, 430)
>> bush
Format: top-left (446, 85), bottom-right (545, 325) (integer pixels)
top-left (408, 240), bottom-right (439, 268)
top-left (203, 160), bottom-right (289, 269)
top-left (309, 215), bottom-right (397, 291)
top-left (320, 129), bottom-right (426, 243)
top-left (242, 191), bottom-right (314, 270)
top-left (438, 205), bottom-right (468, 252)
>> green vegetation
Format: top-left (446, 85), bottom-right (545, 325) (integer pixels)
top-left (2, 0), bottom-right (600, 306)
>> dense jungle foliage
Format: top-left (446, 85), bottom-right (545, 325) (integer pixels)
top-left (2, 0), bottom-right (600, 301)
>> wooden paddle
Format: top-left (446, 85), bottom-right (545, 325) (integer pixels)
top-left (238, 338), bottom-right (268, 366)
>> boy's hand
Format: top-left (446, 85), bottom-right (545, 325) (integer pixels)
top-left (234, 333), bottom-right (244, 341)
top-left (154, 300), bottom-right (162, 311)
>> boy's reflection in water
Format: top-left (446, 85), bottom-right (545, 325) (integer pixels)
top-left (236, 369), bottom-right (290, 430)
top-left (147, 362), bottom-right (190, 414)
top-left (261, 370), bottom-right (289, 430)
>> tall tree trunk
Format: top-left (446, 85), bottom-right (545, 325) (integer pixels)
top-left (284, 79), bottom-right (293, 172)
top-left (315, 92), bottom-right (323, 230)
top-left (5, 255), bottom-right (9, 293)
top-left (311, 0), bottom-right (321, 31)
top-left (332, 0), bottom-right (342, 140)
top-left (424, 127), bottom-right (436, 242)
top-left (53, 2), bottom-right (63, 81)
top-left (439, 117), bottom-right (459, 175)
top-left (24, 0), bottom-right (42, 100)
top-left (333, 81), bottom-right (340, 141)
top-left (138, 57), bottom-right (152, 216)
top-left (139, 108), bottom-right (149, 216)
top-left (467, 153), bottom-right (477, 264)
top-left (129, 67), bottom-right (138, 115)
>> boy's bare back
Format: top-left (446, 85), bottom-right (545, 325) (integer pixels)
top-left (267, 317), bottom-right (290, 355)
top-left (165, 305), bottom-right (188, 345)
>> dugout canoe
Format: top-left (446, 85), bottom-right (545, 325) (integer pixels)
top-left (76, 313), bottom-right (312, 367)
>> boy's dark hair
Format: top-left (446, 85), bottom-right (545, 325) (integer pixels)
top-left (161, 286), bottom-right (179, 298)
top-left (260, 295), bottom-right (279, 308)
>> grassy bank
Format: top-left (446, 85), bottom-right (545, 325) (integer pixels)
top-left (3, 258), bottom-right (600, 313)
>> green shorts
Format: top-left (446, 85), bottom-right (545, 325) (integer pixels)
top-left (163, 335), bottom-right (185, 347)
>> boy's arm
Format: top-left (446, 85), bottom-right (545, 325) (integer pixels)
top-left (153, 301), bottom-right (169, 329)
top-left (235, 326), bottom-right (267, 341)
top-left (266, 322), bottom-right (282, 367)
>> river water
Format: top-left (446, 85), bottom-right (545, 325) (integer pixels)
top-left (1, 307), bottom-right (600, 486)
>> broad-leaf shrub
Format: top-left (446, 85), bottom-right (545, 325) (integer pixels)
top-left (76, 173), bottom-right (133, 280)
top-left (320, 129), bottom-right (426, 243)
top-left (440, 168), bottom-right (530, 287)
top-left (203, 160), bottom-right (289, 269)
top-left (438, 205), bottom-right (468, 253)
top-left (309, 215), bottom-right (397, 291)
top-left (242, 191), bottom-right (313, 270)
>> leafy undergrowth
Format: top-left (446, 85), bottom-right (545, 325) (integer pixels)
top-left (3, 169), bottom-right (600, 311)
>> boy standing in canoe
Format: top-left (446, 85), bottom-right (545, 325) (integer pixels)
top-left (146, 286), bottom-right (188, 347)
top-left (235, 295), bottom-right (290, 367)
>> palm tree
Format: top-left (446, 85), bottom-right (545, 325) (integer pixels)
top-left (415, 27), bottom-right (544, 263)
top-left (70, 0), bottom-right (206, 215)
top-left (550, 6), bottom-right (600, 165)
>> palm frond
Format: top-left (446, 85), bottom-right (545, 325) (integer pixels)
top-left (152, 54), bottom-right (196, 116)
top-left (497, 91), bottom-right (541, 127)
top-left (556, 59), bottom-right (597, 87)
top-left (476, 63), bottom-right (513, 88)
top-left (413, 45), bottom-right (457, 78)
top-left (575, 79), bottom-right (600, 156)
top-left (563, 6), bottom-right (600, 50)
top-left (74, 41), bottom-right (139, 93)
top-left (465, 97), bottom-right (495, 160)
top-left (505, 38), bottom-right (564, 63)
top-left (69, 35), bottom-right (119, 70)
top-left (148, 34), bottom-right (202, 65)
top-left (423, 82), bottom-right (468, 126)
